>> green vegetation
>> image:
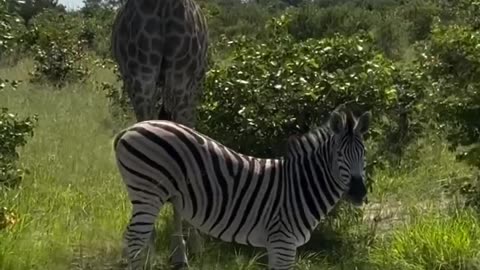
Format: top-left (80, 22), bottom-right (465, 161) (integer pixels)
top-left (1, 0), bottom-right (480, 269)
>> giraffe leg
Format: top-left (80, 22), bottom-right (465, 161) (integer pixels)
top-left (173, 106), bottom-right (204, 257)
top-left (124, 76), bottom-right (160, 122)
top-left (160, 78), bottom-right (205, 258)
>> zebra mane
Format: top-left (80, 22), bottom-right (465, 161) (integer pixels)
top-left (285, 121), bottom-right (333, 159)
top-left (284, 108), bottom-right (355, 158)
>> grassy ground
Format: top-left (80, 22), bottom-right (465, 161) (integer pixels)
top-left (1, 59), bottom-right (480, 270)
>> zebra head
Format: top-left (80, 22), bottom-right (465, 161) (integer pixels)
top-left (329, 109), bottom-right (371, 207)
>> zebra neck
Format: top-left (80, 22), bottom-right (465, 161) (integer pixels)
top-left (282, 137), bottom-right (347, 235)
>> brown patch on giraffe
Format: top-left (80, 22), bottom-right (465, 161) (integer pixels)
top-left (131, 14), bottom-right (143, 35)
top-left (176, 54), bottom-right (191, 70)
top-left (172, 1), bottom-right (186, 19)
top-left (119, 45), bottom-right (128, 60)
top-left (176, 37), bottom-right (191, 57)
top-left (174, 73), bottom-right (184, 83)
top-left (127, 43), bottom-right (137, 58)
top-left (139, 0), bottom-right (157, 15)
top-left (127, 60), bottom-right (139, 75)
top-left (150, 54), bottom-right (161, 66)
top-left (155, 1), bottom-right (168, 18)
top-left (188, 59), bottom-right (198, 74)
top-left (162, 58), bottom-right (173, 69)
top-left (141, 66), bottom-right (153, 74)
top-left (144, 18), bottom-right (161, 35)
top-left (169, 19), bottom-right (186, 35)
top-left (164, 35), bottom-right (181, 55)
top-left (138, 50), bottom-right (148, 64)
top-left (190, 36), bottom-right (198, 55)
top-left (137, 33), bottom-right (150, 52)
top-left (151, 38), bottom-right (163, 53)
top-left (119, 21), bottom-right (129, 36)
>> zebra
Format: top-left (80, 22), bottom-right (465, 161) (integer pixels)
top-left (113, 108), bottom-right (371, 270)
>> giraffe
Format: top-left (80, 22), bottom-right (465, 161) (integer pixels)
top-left (111, 0), bottom-right (208, 268)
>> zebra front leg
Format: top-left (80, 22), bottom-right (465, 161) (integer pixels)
top-left (266, 242), bottom-right (297, 270)
top-left (124, 203), bottom-right (162, 270)
top-left (170, 204), bottom-right (188, 269)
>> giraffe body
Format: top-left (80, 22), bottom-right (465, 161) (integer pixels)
top-left (111, 0), bottom-right (208, 268)
top-left (112, 0), bottom-right (208, 124)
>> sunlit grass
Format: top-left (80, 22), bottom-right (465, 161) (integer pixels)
top-left (369, 209), bottom-right (480, 270)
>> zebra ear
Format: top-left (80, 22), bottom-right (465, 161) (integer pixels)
top-left (354, 111), bottom-right (371, 134)
top-left (329, 111), bottom-right (345, 134)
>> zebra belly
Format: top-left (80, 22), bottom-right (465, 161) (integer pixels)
top-left (180, 208), bottom-right (268, 248)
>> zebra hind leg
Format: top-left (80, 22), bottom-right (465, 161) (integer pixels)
top-left (186, 226), bottom-right (203, 256)
top-left (266, 242), bottom-right (297, 270)
top-left (124, 203), bottom-right (163, 270)
top-left (170, 203), bottom-right (189, 269)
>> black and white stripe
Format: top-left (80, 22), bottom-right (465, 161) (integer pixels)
top-left (113, 109), bottom-right (371, 270)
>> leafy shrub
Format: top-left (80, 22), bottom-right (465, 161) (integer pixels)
top-left (398, 0), bottom-right (439, 41)
top-left (29, 40), bottom-right (90, 86)
top-left (450, 0), bottom-right (480, 30)
top-left (0, 0), bottom-right (23, 85)
top-left (287, 3), bottom-right (381, 41)
top-left (0, 0), bottom-right (24, 61)
top-left (207, 1), bottom-right (274, 42)
top-left (286, 1), bottom-right (436, 59)
top-left (372, 14), bottom-right (411, 60)
top-left (0, 108), bottom-right (37, 189)
top-left (26, 10), bottom-right (90, 86)
top-left (6, 0), bottom-right (64, 26)
top-left (0, 0), bottom-right (14, 55)
top-left (101, 79), bottom-right (132, 125)
top-left (93, 58), bottom-right (133, 126)
top-left (421, 24), bottom-right (480, 164)
top-left (198, 14), bottom-right (421, 160)
top-left (81, 8), bottom-right (116, 57)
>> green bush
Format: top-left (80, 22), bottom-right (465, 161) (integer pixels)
top-left (0, 0), bottom-right (23, 86)
top-left (421, 23), bottom-right (480, 158)
top-left (398, 0), bottom-right (439, 41)
top-left (26, 10), bottom-right (90, 86)
top-left (285, 1), bottom-right (437, 59)
top-left (198, 14), bottom-right (419, 159)
top-left (29, 40), bottom-right (90, 86)
top-left (0, 0), bottom-right (21, 60)
top-left (450, 0), bottom-right (480, 30)
top-left (0, 108), bottom-right (37, 189)
top-left (372, 13), bottom-right (411, 60)
top-left (287, 3), bottom-right (381, 41)
top-left (207, 1), bottom-right (274, 42)
top-left (81, 8), bottom-right (116, 57)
